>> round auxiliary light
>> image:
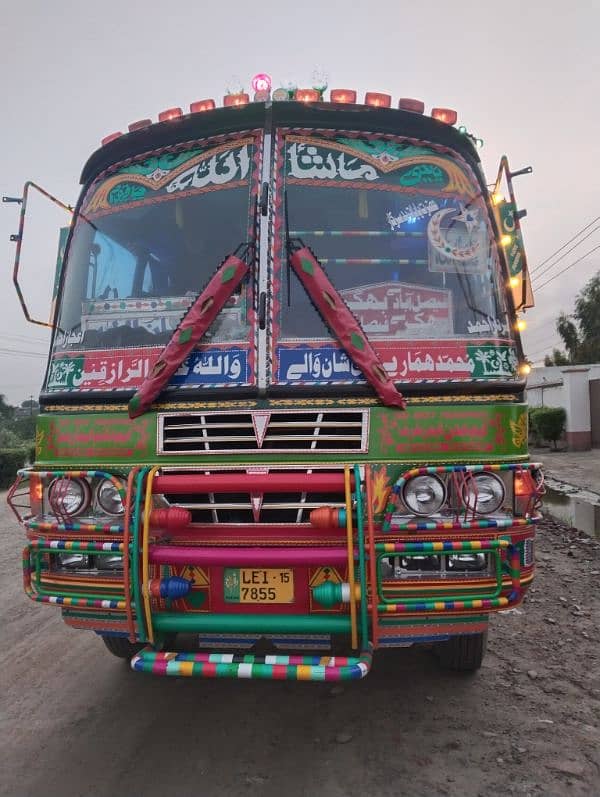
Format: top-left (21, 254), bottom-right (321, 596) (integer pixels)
top-left (96, 478), bottom-right (125, 516)
top-left (48, 477), bottom-right (91, 518)
top-left (403, 475), bottom-right (446, 516)
top-left (272, 87), bottom-right (290, 102)
top-left (252, 73), bottom-right (272, 93)
top-left (462, 473), bottom-right (505, 515)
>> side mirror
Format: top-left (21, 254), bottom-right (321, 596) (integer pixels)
top-left (4, 181), bottom-right (73, 329)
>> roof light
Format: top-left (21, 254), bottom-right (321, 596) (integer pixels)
top-left (101, 131), bottom-right (123, 146)
top-left (330, 89), bottom-right (357, 104)
top-left (128, 119), bottom-right (152, 132)
top-left (223, 93), bottom-right (249, 107)
top-left (516, 318), bottom-right (527, 332)
top-left (519, 363), bottom-right (532, 376)
top-left (295, 88), bottom-right (320, 102)
top-left (492, 192), bottom-right (505, 205)
top-left (431, 107), bottom-right (458, 125)
top-left (398, 98), bottom-right (424, 113)
top-left (501, 234), bottom-right (512, 247)
top-left (251, 73), bottom-right (271, 93)
top-left (365, 92), bottom-right (391, 108)
top-left (509, 276), bottom-right (520, 288)
top-left (190, 99), bottom-right (216, 113)
top-left (272, 87), bottom-right (290, 102)
top-left (158, 107), bottom-right (183, 122)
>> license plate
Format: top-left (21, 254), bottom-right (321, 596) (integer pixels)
top-left (223, 568), bottom-right (294, 603)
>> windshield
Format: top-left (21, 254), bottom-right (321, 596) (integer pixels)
top-left (47, 134), bottom-right (259, 392)
top-left (274, 131), bottom-right (518, 384)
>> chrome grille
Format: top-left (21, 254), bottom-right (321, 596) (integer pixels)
top-left (158, 409), bottom-right (368, 454)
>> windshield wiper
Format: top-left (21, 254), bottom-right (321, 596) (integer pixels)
top-left (128, 243), bottom-right (254, 419)
top-left (287, 239), bottom-right (406, 410)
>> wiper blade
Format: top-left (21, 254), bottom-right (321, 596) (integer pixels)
top-left (288, 243), bottom-right (406, 410)
top-left (128, 243), bottom-right (253, 419)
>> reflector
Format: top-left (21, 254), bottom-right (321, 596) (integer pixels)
top-left (101, 131), bottom-right (123, 146)
top-left (128, 119), bottom-right (152, 132)
top-left (431, 107), bottom-right (458, 125)
top-left (223, 93), bottom-right (249, 107)
top-left (190, 99), bottom-right (216, 113)
top-left (330, 89), bottom-right (357, 104)
top-left (295, 89), bottom-right (320, 102)
top-left (364, 92), bottom-right (391, 108)
top-left (158, 107), bottom-right (183, 122)
top-left (398, 98), bottom-right (424, 113)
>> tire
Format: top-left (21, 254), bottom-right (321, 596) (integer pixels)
top-left (435, 632), bottom-right (487, 672)
top-left (101, 635), bottom-right (144, 659)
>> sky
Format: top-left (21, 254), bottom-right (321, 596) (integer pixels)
top-left (1, 0), bottom-right (599, 404)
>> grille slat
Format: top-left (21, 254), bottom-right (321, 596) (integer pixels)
top-left (159, 409), bottom-right (368, 454)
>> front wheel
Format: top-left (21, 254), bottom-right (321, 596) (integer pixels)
top-left (435, 632), bottom-right (487, 672)
top-left (101, 635), bottom-right (144, 659)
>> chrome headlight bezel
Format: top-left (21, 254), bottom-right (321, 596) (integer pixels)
top-left (402, 474), bottom-right (447, 517)
top-left (96, 478), bottom-right (125, 516)
top-left (461, 472), bottom-right (505, 515)
top-left (47, 477), bottom-right (91, 518)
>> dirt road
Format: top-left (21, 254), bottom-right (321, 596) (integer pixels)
top-left (1, 496), bottom-right (598, 797)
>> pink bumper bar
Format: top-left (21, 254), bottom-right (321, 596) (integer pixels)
top-left (148, 545), bottom-right (349, 567)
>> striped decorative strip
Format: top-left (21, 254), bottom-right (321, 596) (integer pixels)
top-left (30, 539), bottom-right (124, 552)
top-left (375, 539), bottom-right (509, 554)
top-left (25, 519), bottom-right (124, 534)
top-left (131, 647), bottom-right (373, 680)
top-left (319, 258), bottom-right (428, 265)
top-left (289, 230), bottom-right (424, 237)
top-left (379, 597), bottom-right (511, 613)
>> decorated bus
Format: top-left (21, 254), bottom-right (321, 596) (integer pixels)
top-left (7, 75), bottom-right (543, 679)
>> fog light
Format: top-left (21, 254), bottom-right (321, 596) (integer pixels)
top-left (57, 553), bottom-right (90, 569)
top-left (403, 475), bottom-right (446, 516)
top-left (447, 553), bottom-right (487, 571)
top-left (48, 478), bottom-right (90, 517)
top-left (96, 479), bottom-right (125, 515)
top-left (461, 473), bottom-right (505, 514)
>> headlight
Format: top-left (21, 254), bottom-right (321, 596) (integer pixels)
top-left (56, 553), bottom-right (91, 569)
top-left (402, 475), bottom-right (446, 516)
top-left (447, 553), bottom-right (487, 571)
top-left (96, 479), bottom-right (125, 515)
top-left (461, 473), bottom-right (505, 514)
top-left (48, 477), bottom-right (90, 517)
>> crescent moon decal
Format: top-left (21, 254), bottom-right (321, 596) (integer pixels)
top-left (427, 208), bottom-right (481, 261)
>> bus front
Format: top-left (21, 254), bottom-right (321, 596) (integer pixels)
top-left (11, 88), bottom-right (542, 679)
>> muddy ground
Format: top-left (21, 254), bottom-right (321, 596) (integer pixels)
top-left (1, 496), bottom-right (598, 797)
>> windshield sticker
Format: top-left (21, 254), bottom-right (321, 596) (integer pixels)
top-left (427, 205), bottom-right (487, 273)
top-left (285, 135), bottom-right (477, 197)
top-left (84, 138), bottom-right (254, 215)
top-left (288, 143), bottom-right (379, 182)
top-left (47, 346), bottom-right (251, 391)
top-left (467, 316), bottom-right (509, 336)
top-left (277, 342), bottom-right (518, 383)
top-left (386, 201), bottom-right (440, 229)
top-left (340, 282), bottom-right (453, 338)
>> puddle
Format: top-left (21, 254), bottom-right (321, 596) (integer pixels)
top-left (542, 484), bottom-right (600, 538)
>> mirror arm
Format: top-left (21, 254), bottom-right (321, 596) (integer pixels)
top-left (8, 181), bottom-right (73, 329)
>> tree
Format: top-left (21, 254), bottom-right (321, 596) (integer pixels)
top-left (555, 271), bottom-right (600, 364)
top-left (544, 348), bottom-right (569, 366)
top-left (0, 395), bottom-right (14, 420)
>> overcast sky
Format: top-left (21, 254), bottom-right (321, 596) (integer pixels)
top-left (1, 0), bottom-right (598, 404)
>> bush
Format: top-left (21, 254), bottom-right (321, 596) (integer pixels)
top-left (528, 407), bottom-right (541, 445)
top-left (530, 407), bottom-right (566, 450)
top-left (0, 447), bottom-right (30, 488)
